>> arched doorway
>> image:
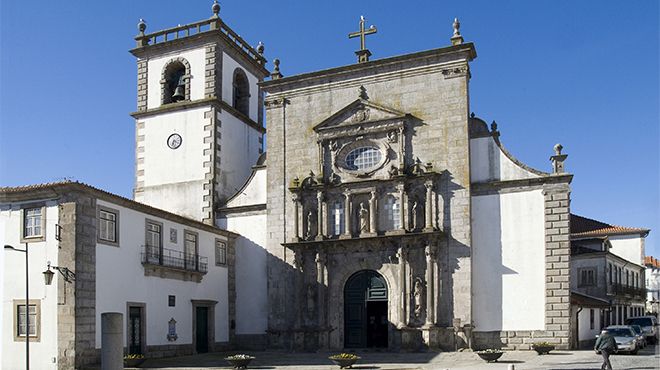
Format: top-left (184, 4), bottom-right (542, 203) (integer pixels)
top-left (344, 270), bottom-right (388, 348)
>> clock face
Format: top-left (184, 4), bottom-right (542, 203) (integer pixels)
top-left (167, 133), bottom-right (182, 149)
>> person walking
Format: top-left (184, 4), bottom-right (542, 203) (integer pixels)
top-left (594, 329), bottom-right (618, 370)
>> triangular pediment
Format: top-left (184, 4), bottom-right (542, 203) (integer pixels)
top-left (313, 99), bottom-right (408, 132)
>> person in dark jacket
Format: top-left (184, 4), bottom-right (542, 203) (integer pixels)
top-left (594, 329), bottom-right (618, 370)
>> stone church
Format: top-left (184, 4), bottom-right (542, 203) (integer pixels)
top-left (114, 2), bottom-right (575, 353)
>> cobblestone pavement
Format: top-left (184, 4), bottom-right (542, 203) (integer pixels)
top-left (134, 344), bottom-right (659, 370)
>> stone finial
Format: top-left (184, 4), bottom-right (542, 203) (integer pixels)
top-left (550, 143), bottom-right (568, 174)
top-left (256, 41), bottom-right (265, 55)
top-left (271, 58), bottom-right (282, 80)
top-left (451, 17), bottom-right (464, 46)
top-left (211, 0), bottom-right (220, 17)
top-left (358, 85), bottom-right (369, 100)
top-left (470, 112), bottom-right (475, 118)
top-left (490, 120), bottom-right (500, 139)
top-left (137, 19), bottom-right (147, 34)
top-left (553, 143), bottom-right (563, 155)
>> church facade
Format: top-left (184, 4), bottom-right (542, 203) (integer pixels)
top-left (8, 4), bottom-right (631, 367)
top-left (222, 14), bottom-right (574, 351)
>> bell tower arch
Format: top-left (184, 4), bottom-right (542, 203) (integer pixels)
top-left (130, 2), bottom-right (268, 223)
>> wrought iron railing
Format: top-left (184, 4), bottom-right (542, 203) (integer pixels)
top-left (141, 245), bottom-right (208, 274)
top-left (607, 283), bottom-right (646, 298)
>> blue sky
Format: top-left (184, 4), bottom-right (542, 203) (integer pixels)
top-left (1, 1), bottom-right (658, 256)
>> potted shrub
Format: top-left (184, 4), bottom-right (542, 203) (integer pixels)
top-left (532, 341), bottom-right (555, 355)
top-left (224, 354), bottom-right (255, 369)
top-left (329, 353), bottom-right (360, 369)
top-left (476, 349), bottom-right (504, 362)
top-left (123, 354), bottom-right (145, 368)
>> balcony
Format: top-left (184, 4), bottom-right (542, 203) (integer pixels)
top-left (141, 245), bottom-right (208, 282)
top-left (607, 283), bottom-right (646, 299)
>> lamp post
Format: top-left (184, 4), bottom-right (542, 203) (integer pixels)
top-left (4, 243), bottom-right (29, 370)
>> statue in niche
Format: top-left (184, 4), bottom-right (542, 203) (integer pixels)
top-left (414, 278), bottom-right (424, 318)
top-left (412, 201), bottom-right (419, 230)
top-left (306, 284), bottom-right (315, 315)
top-left (306, 210), bottom-right (314, 239)
top-left (359, 202), bottom-right (369, 233)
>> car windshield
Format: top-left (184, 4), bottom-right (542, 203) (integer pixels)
top-left (625, 318), bottom-right (652, 327)
top-left (607, 328), bottom-right (634, 337)
top-left (630, 325), bottom-right (642, 335)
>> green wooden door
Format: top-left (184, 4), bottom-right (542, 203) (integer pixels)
top-left (344, 270), bottom-right (388, 348)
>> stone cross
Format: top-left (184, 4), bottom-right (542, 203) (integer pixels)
top-left (348, 16), bottom-right (377, 63)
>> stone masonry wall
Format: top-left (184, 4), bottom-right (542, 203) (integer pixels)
top-left (264, 49), bottom-right (474, 348)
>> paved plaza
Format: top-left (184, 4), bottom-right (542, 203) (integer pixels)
top-left (131, 345), bottom-right (659, 370)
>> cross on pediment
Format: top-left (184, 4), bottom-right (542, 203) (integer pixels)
top-left (348, 16), bottom-right (377, 63)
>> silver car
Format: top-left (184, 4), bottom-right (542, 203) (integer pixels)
top-left (629, 324), bottom-right (646, 348)
top-left (604, 325), bottom-right (638, 355)
top-left (625, 316), bottom-right (658, 345)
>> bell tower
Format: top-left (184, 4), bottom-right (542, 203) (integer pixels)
top-left (130, 1), bottom-right (268, 224)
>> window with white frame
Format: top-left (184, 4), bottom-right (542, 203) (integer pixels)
top-left (331, 201), bottom-right (345, 235)
top-left (215, 239), bottom-right (227, 266)
top-left (14, 301), bottom-right (39, 341)
top-left (98, 208), bottom-right (118, 243)
top-left (23, 207), bottom-right (43, 238)
top-left (579, 268), bottom-right (596, 287)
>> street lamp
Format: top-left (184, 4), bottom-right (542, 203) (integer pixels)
top-left (43, 261), bottom-right (76, 285)
top-left (4, 243), bottom-right (30, 370)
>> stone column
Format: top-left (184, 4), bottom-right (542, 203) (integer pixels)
top-left (397, 246), bottom-right (408, 328)
top-left (398, 126), bottom-right (405, 171)
top-left (292, 194), bottom-right (300, 241)
top-left (343, 192), bottom-right (351, 238)
top-left (294, 250), bottom-right (304, 328)
top-left (369, 190), bottom-right (377, 233)
top-left (398, 183), bottom-right (406, 232)
top-left (317, 191), bottom-right (324, 239)
top-left (424, 182), bottom-right (434, 231)
top-left (316, 251), bottom-right (326, 327)
top-left (424, 245), bottom-right (436, 326)
top-left (101, 312), bottom-right (123, 370)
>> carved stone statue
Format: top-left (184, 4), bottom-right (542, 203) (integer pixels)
top-left (414, 278), bottom-right (424, 318)
top-left (306, 210), bottom-right (314, 239)
top-left (306, 284), bottom-right (315, 315)
top-left (359, 202), bottom-right (369, 233)
top-left (412, 201), bottom-right (419, 230)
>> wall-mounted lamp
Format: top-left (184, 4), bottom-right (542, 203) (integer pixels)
top-left (43, 262), bottom-right (76, 285)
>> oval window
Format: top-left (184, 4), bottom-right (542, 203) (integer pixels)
top-left (345, 147), bottom-right (382, 171)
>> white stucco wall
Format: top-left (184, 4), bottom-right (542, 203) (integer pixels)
top-left (146, 46), bottom-right (206, 109)
top-left (218, 166), bottom-right (268, 336)
top-left (470, 137), bottom-right (542, 183)
top-left (609, 235), bottom-right (644, 266)
top-left (94, 199), bottom-right (230, 348)
top-left (221, 52), bottom-right (260, 122)
top-left (1, 202), bottom-right (60, 370)
top-left (217, 110), bottom-right (262, 200)
top-left (225, 167), bottom-right (266, 207)
top-left (136, 107), bottom-right (207, 220)
top-left (578, 308), bottom-right (601, 342)
top-left (472, 189), bottom-right (546, 331)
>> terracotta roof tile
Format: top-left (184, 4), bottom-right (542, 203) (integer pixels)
top-left (570, 214), bottom-right (649, 237)
top-left (645, 256), bottom-right (660, 268)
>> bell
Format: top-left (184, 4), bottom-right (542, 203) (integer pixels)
top-left (171, 76), bottom-right (185, 102)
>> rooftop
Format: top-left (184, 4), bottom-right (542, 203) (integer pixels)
top-left (570, 214), bottom-right (650, 238)
top-left (0, 181), bottom-right (237, 238)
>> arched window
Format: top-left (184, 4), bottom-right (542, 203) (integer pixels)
top-left (161, 58), bottom-right (189, 105)
top-left (232, 68), bottom-right (250, 116)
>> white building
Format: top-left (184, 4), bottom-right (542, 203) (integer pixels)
top-left (1, 182), bottom-right (236, 369)
top-left (645, 256), bottom-right (660, 316)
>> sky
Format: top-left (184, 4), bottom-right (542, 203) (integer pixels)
top-left (1, 1), bottom-right (658, 256)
